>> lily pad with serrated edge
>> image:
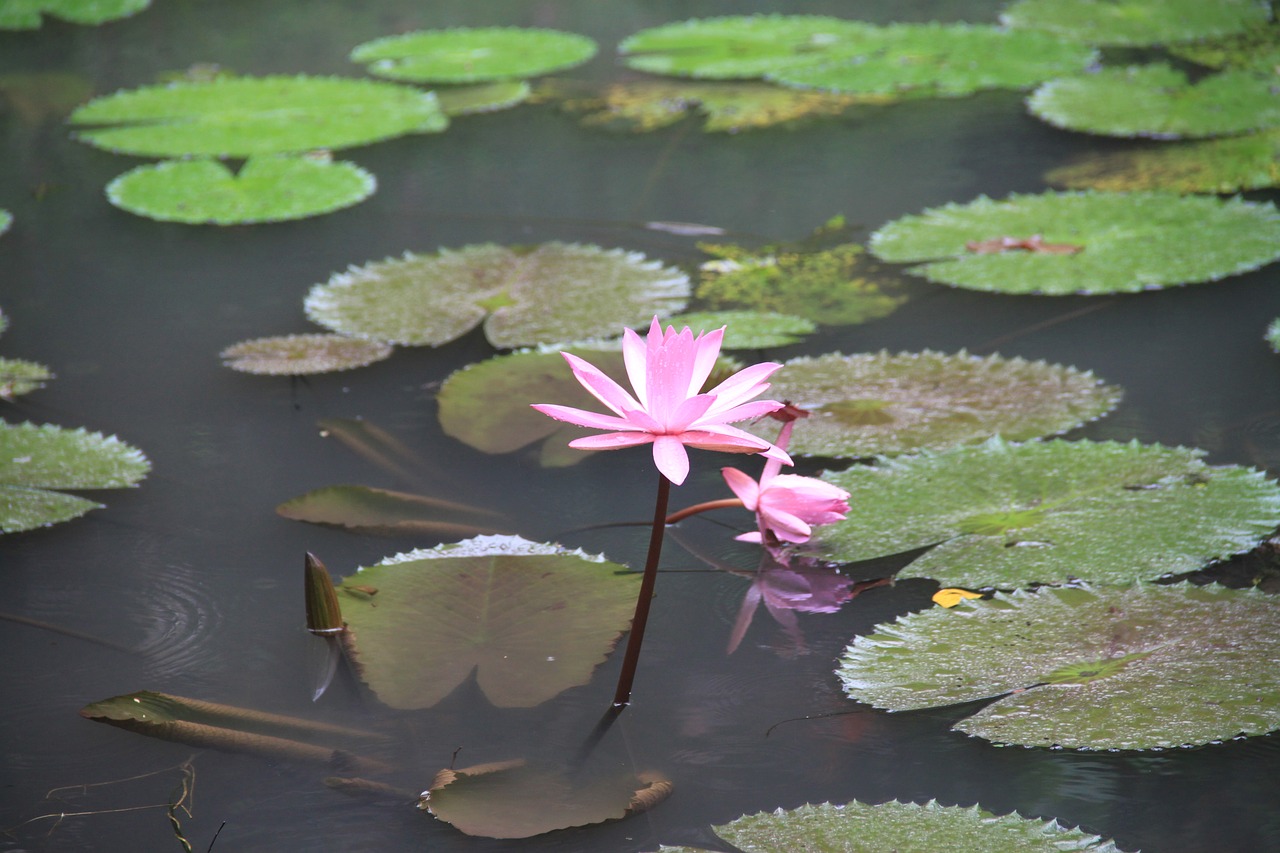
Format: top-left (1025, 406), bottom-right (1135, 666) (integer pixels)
top-left (768, 24), bottom-right (1096, 97)
top-left (1046, 129), bottom-right (1280, 194)
top-left (1000, 0), bottom-right (1271, 47)
top-left (0, 359), bottom-right (55, 400)
top-left (0, 0), bottom-right (149, 30)
top-left (0, 421), bottom-right (150, 534)
top-left (869, 190), bottom-right (1280, 295)
top-left (220, 333), bottom-right (391, 375)
top-left (69, 75), bottom-right (447, 158)
top-left (665, 311), bottom-right (815, 348)
top-left (659, 800), bottom-right (1134, 853)
top-left (338, 536), bottom-right (639, 709)
top-left (1170, 23), bottom-right (1280, 73)
top-left (435, 81), bottom-right (530, 116)
top-left (839, 583), bottom-right (1280, 750)
top-left (816, 438), bottom-right (1280, 588)
top-left (107, 156), bottom-right (376, 225)
top-left (740, 351), bottom-right (1121, 459)
top-left (304, 242), bottom-right (689, 349)
top-left (1028, 64), bottom-right (1280, 140)
top-left (351, 28), bottom-right (596, 84)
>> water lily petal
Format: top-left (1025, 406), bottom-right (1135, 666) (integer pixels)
top-left (652, 434), bottom-right (691, 484)
top-left (562, 351), bottom-right (643, 417)
top-left (568, 431), bottom-right (656, 450)
top-left (531, 403), bottom-right (642, 432)
top-left (722, 466), bottom-right (761, 510)
top-left (668, 393), bottom-right (718, 432)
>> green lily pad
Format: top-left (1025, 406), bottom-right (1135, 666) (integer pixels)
top-left (69, 75), bottom-right (447, 158)
top-left (839, 583), bottom-right (1280, 749)
top-left (106, 156), bottom-right (376, 225)
top-left (0, 359), bottom-right (55, 400)
top-left (817, 438), bottom-right (1280, 588)
top-left (869, 190), bottom-right (1280, 295)
top-left (275, 484), bottom-right (503, 537)
top-left (435, 81), bottom-right (531, 116)
top-left (338, 536), bottom-right (640, 709)
top-left (741, 351), bottom-right (1120, 459)
top-left (351, 27), bottom-right (596, 84)
top-left (1028, 64), bottom-right (1280, 139)
top-left (304, 242), bottom-right (689, 348)
top-left (220, 333), bottom-right (391, 374)
top-left (1000, 0), bottom-right (1270, 47)
top-left (1267, 318), bottom-right (1280, 353)
top-left (0, 421), bottom-right (150, 534)
top-left (1170, 23), bottom-right (1280, 73)
top-left (0, 0), bottom-right (149, 30)
top-left (665, 311), bottom-right (815, 348)
top-left (768, 24), bottom-right (1096, 97)
top-left (1045, 128), bottom-right (1280, 194)
top-left (660, 800), bottom-right (1133, 852)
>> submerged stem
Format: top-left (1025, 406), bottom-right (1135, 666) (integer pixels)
top-left (664, 497), bottom-right (744, 525)
top-left (611, 472), bottom-right (672, 708)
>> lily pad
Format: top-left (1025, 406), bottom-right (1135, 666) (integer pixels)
top-left (220, 333), bottom-right (391, 374)
top-left (276, 484), bottom-right (503, 537)
top-left (304, 242), bottom-right (689, 348)
top-left (1000, 0), bottom-right (1270, 47)
top-left (1, 421), bottom-right (150, 534)
top-left (0, 359), bottom-right (55, 400)
top-left (660, 800), bottom-right (1133, 852)
top-left (838, 583), bottom-right (1280, 749)
top-left (665, 311), bottom-right (815, 348)
top-left (435, 81), bottom-right (531, 116)
top-left (740, 351), bottom-right (1121, 458)
top-left (1170, 23), bottom-right (1280, 73)
top-left (69, 75), bottom-right (447, 158)
top-left (107, 156), bottom-right (376, 225)
top-left (0, 0), bottom-right (149, 30)
top-left (337, 536), bottom-right (640, 709)
top-left (816, 438), bottom-right (1280, 588)
top-left (1045, 129), bottom-right (1280, 194)
top-left (1028, 64), bottom-right (1280, 139)
top-left (869, 190), bottom-right (1280, 295)
top-left (768, 24), bottom-right (1096, 97)
top-left (351, 28), bottom-right (596, 84)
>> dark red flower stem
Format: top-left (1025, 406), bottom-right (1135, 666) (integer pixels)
top-left (664, 497), bottom-right (743, 525)
top-left (612, 472), bottom-right (672, 708)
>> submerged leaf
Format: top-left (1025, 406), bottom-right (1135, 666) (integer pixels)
top-left (1000, 0), bottom-right (1270, 47)
top-left (276, 484), bottom-right (503, 537)
top-left (221, 333), bottom-right (391, 375)
top-left (352, 27), bottom-right (596, 84)
top-left (338, 536), bottom-right (639, 709)
top-left (435, 81), bottom-right (531, 116)
top-left (839, 584), bottom-right (1280, 749)
top-left (0, 0), bottom-right (150, 30)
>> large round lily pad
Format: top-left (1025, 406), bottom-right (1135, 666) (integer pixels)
top-left (1028, 64), bottom-right (1280, 140)
top-left (304, 242), bottom-right (689, 348)
top-left (337, 536), bottom-right (640, 709)
top-left (740, 351), bottom-right (1121, 458)
top-left (660, 800), bottom-right (1134, 852)
top-left (0, 0), bottom-right (149, 30)
top-left (816, 438), bottom-right (1280, 588)
top-left (68, 75), bottom-right (447, 157)
top-left (352, 27), bottom-right (596, 84)
top-left (839, 583), bottom-right (1280, 749)
top-left (869, 190), bottom-right (1280, 295)
top-left (1000, 0), bottom-right (1270, 47)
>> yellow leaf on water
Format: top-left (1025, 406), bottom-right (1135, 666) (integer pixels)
top-left (933, 588), bottom-right (983, 608)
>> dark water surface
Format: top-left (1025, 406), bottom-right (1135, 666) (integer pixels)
top-left (3, 2), bottom-right (1280, 851)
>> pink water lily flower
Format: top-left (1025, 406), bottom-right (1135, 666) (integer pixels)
top-left (531, 317), bottom-right (791, 485)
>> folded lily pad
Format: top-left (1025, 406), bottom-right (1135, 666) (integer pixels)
top-left (660, 800), bottom-right (1134, 852)
top-left (1000, 0), bottom-right (1269, 46)
top-left (869, 190), bottom-right (1280, 294)
top-left (740, 351), bottom-right (1121, 458)
top-left (0, 359), bottom-right (55, 400)
top-left (817, 438), bottom-right (1280, 588)
top-left (1, 421), bottom-right (150, 534)
top-left (338, 536), bottom-right (640, 709)
top-left (665, 310), bottom-right (815, 348)
top-left (351, 27), bottom-right (596, 84)
top-left (839, 583), bottom-right (1280, 749)
top-left (0, 0), bottom-right (150, 30)
top-left (1028, 64), bottom-right (1280, 139)
top-left (106, 156), bottom-right (376, 225)
top-left (220, 333), bottom-right (391, 374)
top-left (69, 75), bottom-right (447, 157)
top-left (304, 242), bottom-right (688, 348)
top-left (276, 484), bottom-right (502, 537)
top-left (1170, 22), bottom-right (1280, 73)
top-left (435, 81), bottom-right (531, 116)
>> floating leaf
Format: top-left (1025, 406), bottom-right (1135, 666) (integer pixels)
top-left (422, 760), bottom-right (671, 838)
top-left (0, 0), bottom-right (150, 30)
top-left (769, 24), bottom-right (1095, 97)
top-left (304, 242), bottom-right (689, 348)
top-left (1046, 129), bottom-right (1280, 194)
top-left (1000, 0), bottom-right (1270, 47)
top-left (869, 190), bottom-right (1280, 295)
top-left (106, 156), bottom-right (376, 225)
top-left (69, 75), bottom-right (447, 157)
top-left (660, 800), bottom-right (1134, 852)
top-left (435, 81), bottom-right (531, 116)
top-left (351, 28), bottom-right (596, 84)
top-left (0, 359), bottom-right (54, 400)
top-left (1, 421), bottom-right (150, 534)
top-left (839, 584), bottom-right (1280, 749)
top-left (338, 536), bottom-right (640, 709)
top-left (932, 588), bottom-right (983, 608)
top-left (1028, 64), bottom-right (1280, 139)
top-left (1170, 22), bottom-right (1280, 73)
top-left (817, 438), bottom-right (1280, 588)
top-left (665, 311), bottom-right (815, 348)
top-left (0, 73), bottom-right (93, 126)
top-left (1269, 318), bottom-right (1280, 353)
top-left (740, 351), bottom-right (1121, 459)
top-left (276, 484), bottom-right (503, 537)
top-left (221, 333), bottom-right (391, 375)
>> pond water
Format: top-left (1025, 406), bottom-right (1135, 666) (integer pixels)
top-left (3, 1), bottom-right (1280, 851)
